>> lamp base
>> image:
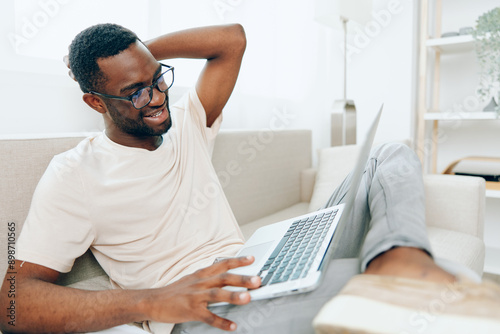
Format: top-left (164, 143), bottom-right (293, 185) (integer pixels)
top-left (331, 99), bottom-right (357, 146)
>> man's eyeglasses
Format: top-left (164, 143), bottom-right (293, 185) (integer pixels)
top-left (90, 63), bottom-right (174, 109)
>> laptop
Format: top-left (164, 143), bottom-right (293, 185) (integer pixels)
top-left (213, 106), bottom-right (383, 303)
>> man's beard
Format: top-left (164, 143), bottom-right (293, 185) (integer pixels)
top-left (107, 95), bottom-right (172, 137)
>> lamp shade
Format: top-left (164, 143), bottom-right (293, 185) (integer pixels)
top-left (315, 0), bottom-right (372, 29)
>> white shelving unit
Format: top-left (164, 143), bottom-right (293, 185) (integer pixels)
top-left (486, 189), bottom-right (500, 198)
top-left (424, 111), bottom-right (498, 120)
top-left (486, 181), bottom-right (500, 199)
top-left (426, 34), bottom-right (475, 53)
top-left (417, 0), bottom-right (500, 276)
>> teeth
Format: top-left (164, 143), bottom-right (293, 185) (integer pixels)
top-left (147, 110), bottom-right (163, 118)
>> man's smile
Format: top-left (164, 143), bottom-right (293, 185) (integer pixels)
top-left (142, 102), bottom-right (170, 126)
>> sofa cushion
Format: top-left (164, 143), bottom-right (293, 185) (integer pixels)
top-left (55, 250), bottom-right (108, 288)
top-left (427, 226), bottom-right (485, 277)
top-left (308, 145), bottom-right (360, 211)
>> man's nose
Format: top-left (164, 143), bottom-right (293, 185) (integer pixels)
top-left (149, 87), bottom-right (166, 107)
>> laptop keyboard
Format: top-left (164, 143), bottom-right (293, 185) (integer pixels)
top-left (257, 209), bottom-right (338, 286)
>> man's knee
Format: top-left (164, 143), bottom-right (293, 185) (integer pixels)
top-left (371, 142), bottom-right (416, 162)
top-left (370, 142), bottom-right (421, 180)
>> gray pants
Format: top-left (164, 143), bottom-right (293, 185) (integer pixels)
top-left (172, 143), bottom-right (433, 334)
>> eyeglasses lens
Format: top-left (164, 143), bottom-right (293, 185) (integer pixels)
top-left (132, 88), bottom-right (152, 109)
top-left (131, 67), bottom-right (173, 109)
top-left (157, 70), bottom-right (172, 92)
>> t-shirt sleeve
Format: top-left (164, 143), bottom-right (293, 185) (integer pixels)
top-left (170, 87), bottom-right (222, 154)
top-left (16, 153), bottom-right (95, 273)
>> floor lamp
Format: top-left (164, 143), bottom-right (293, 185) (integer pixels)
top-left (315, 0), bottom-right (372, 146)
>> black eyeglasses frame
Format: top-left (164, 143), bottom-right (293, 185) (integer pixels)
top-left (89, 63), bottom-right (174, 110)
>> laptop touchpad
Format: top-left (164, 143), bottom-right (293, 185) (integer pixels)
top-left (232, 241), bottom-right (275, 274)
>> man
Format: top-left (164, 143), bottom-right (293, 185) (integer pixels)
top-left (1, 23), bottom-right (498, 334)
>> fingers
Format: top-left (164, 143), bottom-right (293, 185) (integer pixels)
top-left (62, 55), bottom-right (76, 81)
top-left (207, 272), bottom-right (261, 290)
top-left (193, 256), bottom-right (261, 290)
top-left (202, 255), bottom-right (255, 275)
top-left (199, 309), bottom-right (237, 331)
top-left (206, 287), bottom-right (252, 305)
top-left (67, 70), bottom-right (76, 81)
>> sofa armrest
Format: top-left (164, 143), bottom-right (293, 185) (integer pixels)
top-left (424, 174), bottom-right (485, 239)
top-left (301, 168), bottom-right (317, 203)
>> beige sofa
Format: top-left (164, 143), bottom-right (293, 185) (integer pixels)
top-left (0, 130), bottom-right (486, 291)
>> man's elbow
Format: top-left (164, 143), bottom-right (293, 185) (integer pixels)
top-left (0, 326), bottom-right (15, 334)
top-left (228, 23), bottom-right (247, 55)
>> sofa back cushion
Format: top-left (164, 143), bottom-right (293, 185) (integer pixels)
top-left (212, 130), bottom-right (312, 225)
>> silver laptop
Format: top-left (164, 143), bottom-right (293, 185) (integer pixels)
top-left (214, 106), bottom-right (383, 303)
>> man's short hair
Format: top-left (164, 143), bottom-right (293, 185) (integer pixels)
top-left (69, 23), bottom-right (140, 93)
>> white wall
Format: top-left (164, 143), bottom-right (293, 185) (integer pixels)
top-left (0, 0), bottom-right (417, 162)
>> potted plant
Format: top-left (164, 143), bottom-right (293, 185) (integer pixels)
top-left (472, 7), bottom-right (500, 114)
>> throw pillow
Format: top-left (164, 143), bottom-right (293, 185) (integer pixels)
top-left (308, 145), bottom-right (360, 211)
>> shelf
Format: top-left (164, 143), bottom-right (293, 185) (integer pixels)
top-left (426, 34), bottom-right (475, 53)
top-left (486, 182), bottom-right (500, 198)
top-left (486, 190), bottom-right (500, 198)
top-left (424, 111), bottom-right (499, 121)
top-left (484, 247), bottom-right (500, 275)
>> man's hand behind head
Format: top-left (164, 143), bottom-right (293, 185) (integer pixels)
top-left (63, 55), bottom-right (76, 81)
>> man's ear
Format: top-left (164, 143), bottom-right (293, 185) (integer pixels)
top-left (83, 93), bottom-right (108, 114)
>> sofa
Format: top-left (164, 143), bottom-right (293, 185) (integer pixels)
top-left (0, 129), bottom-right (486, 292)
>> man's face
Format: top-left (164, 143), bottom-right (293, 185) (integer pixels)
top-left (105, 93), bottom-right (171, 138)
top-left (97, 41), bottom-right (172, 138)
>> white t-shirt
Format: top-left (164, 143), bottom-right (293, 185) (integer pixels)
top-left (17, 88), bottom-right (245, 290)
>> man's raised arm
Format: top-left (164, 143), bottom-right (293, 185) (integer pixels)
top-left (0, 257), bottom-right (259, 333)
top-left (145, 24), bottom-right (246, 127)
